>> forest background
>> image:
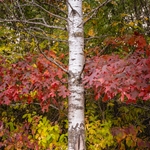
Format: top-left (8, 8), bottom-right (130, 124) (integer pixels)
top-left (0, 0), bottom-right (150, 149)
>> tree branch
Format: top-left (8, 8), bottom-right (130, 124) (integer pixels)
top-left (32, 31), bottom-right (68, 74)
top-left (83, 0), bottom-right (113, 24)
top-left (39, 48), bottom-right (69, 74)
top-left (29, 26), bottom-right (68, 42)
top-left (0, 0), bottom-right (67, 30)
top-left (40, 1), bottom-right (67, 16)
top-left (0, 19), bottom-right (65, 30)
top-left (33, 37), bottom-right (69, 74)
top-left (84, 35), bottom-right (109, 40)
top-left (32, 0), bottom-right (68, 22)
top-left (122, 102), bottom-right (150, 111)
top-left (16, 0), bottom-right (26, 20)
top-left (10, 102), bottom-right (59, 110)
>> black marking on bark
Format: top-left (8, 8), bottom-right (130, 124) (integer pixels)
top-left (69, 104), bottom-right (83, 109)
top-left (70, 123), bottom-right (85, 150)
top-left (67, 1), bottom-right (80, 17)
top-left (73, 32), bottom-right (83, 37)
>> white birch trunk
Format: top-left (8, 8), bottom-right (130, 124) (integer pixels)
top-left (67, 0), bottom-right (85, 150)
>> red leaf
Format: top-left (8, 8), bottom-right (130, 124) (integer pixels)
top-left (3, 96), bottom-right (11, 105)
top-left (103, 94), bottom-right (109, 101)
top-left (51, 81), bottom-right (59, 89)
top-left (84, 34), bottom-right (150, 103)
top-left (43, 70), bottom-right (50, 77)
top-left (58, 85), bottom-right (69, 98)
top-left (48, 89), bottom-right (56, 97)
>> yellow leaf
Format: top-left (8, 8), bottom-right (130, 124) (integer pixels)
top-left (121, 13), bottom-right (128, 17)
top-left (144, 17), bottom-right (149, 21)
top-left (88, 28), bottom-right (95, 37)
top-left (30, 90), bottom-right (37, 98)
top-left (112, 22), bottom-right (118, 26)
top-left (49, 143), bottom-right (54, 149)
top-left (128, 21), bottom-right (134, 27)
top-left (32, 64), bottom-right (37, 68)
top-left (111, 1), bottom-right (117, 5)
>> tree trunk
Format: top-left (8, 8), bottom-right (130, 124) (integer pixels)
top-left (67, 0), bottom-right (85, 150)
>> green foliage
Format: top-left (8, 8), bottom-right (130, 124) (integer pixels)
top-left (0, 0), bottom-right (150, 149)
top-left (0, 99), bottom-right (150, 149)
top-left (0, 26), bottom-right (36, 63)
top-left (23, 113), bottom-right (67, 149)
top-left (84, 96), bottom-right (150, 149)
top-left (85, 100), bottom-right (115, 149)
top-left (86, 119), bottom-right (114, 149)
top-left (0, 108), bottom-right (67, 150)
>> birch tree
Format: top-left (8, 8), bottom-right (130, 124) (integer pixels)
top-left (67, 1), bottom-right (85, 149)
top-left (0, 0), bottom-right (86, 149)
top-left (0, 0), bottom-right (112, 149)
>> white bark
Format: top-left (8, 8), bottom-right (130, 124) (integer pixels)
top-left (67, 0), bottom-right (85, 150)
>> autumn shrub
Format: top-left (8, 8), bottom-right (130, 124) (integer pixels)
top-left (1, 100), bottom-right (150, 150)
top-left (85, 119), bottom-right (115, 149)
top-left (0, 108), bottom-right (67, 150)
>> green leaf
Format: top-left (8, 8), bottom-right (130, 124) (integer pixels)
top-left (8, 122), bottom-right (14, 131)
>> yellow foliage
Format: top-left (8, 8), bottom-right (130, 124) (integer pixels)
top-left (121, 13), bottom-right (128, 17)
top-left (32, 63), bottom-right (37, 68)
top-left (128, 21), bottom-right (134, 27)
top-left (112, 22), bottom-right (120, 26)
top-left (88, 28), bottom-right (95, 37)
top-left (144, 17), bottom-right (149, 21)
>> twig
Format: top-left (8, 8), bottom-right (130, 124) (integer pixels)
top-left (84, 35), bottom-right (109, 40)
top-left (41, 1), bottom-right (67, 16)
top-left (0, 19), bottom-right (65, 30)
top-left (122, 102), bottom-right (150, 111)
top-left (10, 102), bottom-right (59, 110)
top-left (34, 38), bottom-right (68, 74)
top-left (16, 0), bottom-right (26, 20)
top-left (32, 1), bottom-right (68, 22)
top-left (29, 26), bottom-right (68, 42)
top-left (39, 48), bottom-right (69, 74)
top-left (83, 0), bottom-right (113, 24)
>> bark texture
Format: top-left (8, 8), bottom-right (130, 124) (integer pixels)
top-left (67, 0), bottom-right (85, 150)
